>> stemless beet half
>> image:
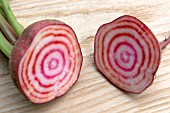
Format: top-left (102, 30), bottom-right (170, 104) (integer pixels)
top-left (94, 15), bottom-right (162, 94)
top-left (9, 20), bottom-right (83, 104)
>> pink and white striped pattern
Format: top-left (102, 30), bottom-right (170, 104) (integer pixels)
top-left (94, 15), bottom-right (161, 93)
top-left (19, 25), bottom-right (82, 103)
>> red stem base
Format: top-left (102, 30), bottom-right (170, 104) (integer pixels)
top-left (160, 36), bottom-right (170, 49)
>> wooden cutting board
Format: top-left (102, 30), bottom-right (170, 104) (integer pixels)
top-left (0, 0), bottom-right (170, 113)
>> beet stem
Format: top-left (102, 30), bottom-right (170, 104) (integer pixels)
top-left (0, 13), bottom-right (18, 45)
top-left (0, 0), bottom-right (24, 37)
top-left (0, 5), bottom-right (7, 19)
top-left (0, 30), bottom-right (13, 58)
top-left (160, 36), bottom-right (170, 49)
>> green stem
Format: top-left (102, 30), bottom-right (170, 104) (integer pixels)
top-left (0, 13), bottom-right (18, 45)
top-left (0, 5), bottom-right (7, 19)
top-left (0, 0), bottom-right (24, 37)
top-left (0, 30), bottom-right (13, 58)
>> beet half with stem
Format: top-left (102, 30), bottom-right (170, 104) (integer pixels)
top-left (0, 0), bottom-right (83, 104)
top-left (94, 15), bottom-right (170, 93)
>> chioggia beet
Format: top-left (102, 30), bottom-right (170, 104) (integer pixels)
top-left (9, 20), bottom-right (83, 104)
top-left (94, 15), bottom-right (170, 93)
top-left (0, 0), bottom-right (83, 104)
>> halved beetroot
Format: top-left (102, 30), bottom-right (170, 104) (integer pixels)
top-left (94, 15), bottom-right (161, 93)
top-left (10, 20), bottom-right (83, 103)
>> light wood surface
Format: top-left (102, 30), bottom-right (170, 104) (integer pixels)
top-left (0, 0), bottom-right (170, 113)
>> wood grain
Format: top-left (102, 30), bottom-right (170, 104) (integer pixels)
top-left (0, 0), bottom-right (170, 113)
